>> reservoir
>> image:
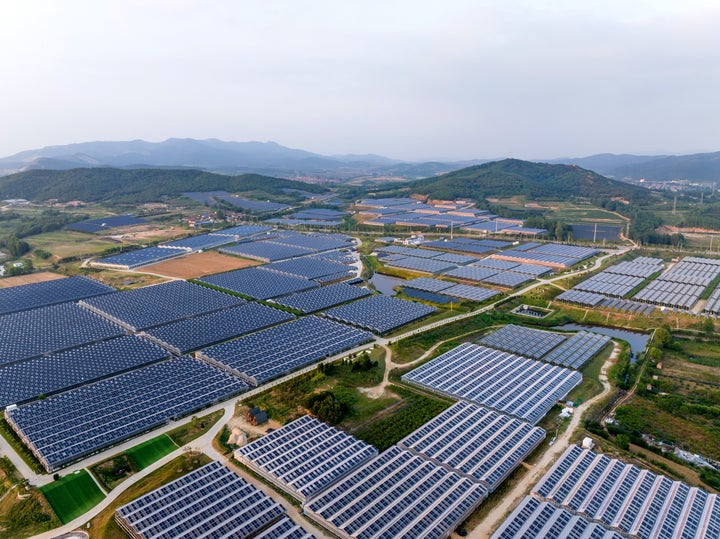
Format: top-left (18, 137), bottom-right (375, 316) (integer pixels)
top-left (369, 273), bottom-right (404, 295)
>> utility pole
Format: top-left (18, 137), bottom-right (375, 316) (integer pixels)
top-left (672, 196), bottom-right (677, 215)
top-left (593, 223), bottom-right (597, 243)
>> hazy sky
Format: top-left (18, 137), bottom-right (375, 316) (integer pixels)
top-left (2, 1), bottom-right (719, 160)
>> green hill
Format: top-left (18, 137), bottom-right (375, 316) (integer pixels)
top-left (407, 159), bottom-right (648, 204)
top-left (0, 168), bottom-right (327, 204)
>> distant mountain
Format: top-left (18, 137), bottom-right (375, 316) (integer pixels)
top-left (549, 152), bottom-right (720, 182)
top-left (405, 159), bottom-right (648, 203)
top-left (0, 168), bottom-right (327, 204)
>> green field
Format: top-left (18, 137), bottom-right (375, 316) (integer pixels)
top-left (40, 470), bottom-right (105, 524)
top-left (125, 435), bottom-right (177, 470)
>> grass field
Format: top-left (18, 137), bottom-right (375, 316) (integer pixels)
top-left (40, 470), bottom-right (105, 524)
top-left (166, 409), bottom-right (225, 446)
top-left (125, 435), bottom-right (177, 470)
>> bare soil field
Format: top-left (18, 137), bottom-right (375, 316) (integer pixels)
top-left (140, 251), bottom-right (259, 279)
top-left (0, 271), bottom-right (66, 288)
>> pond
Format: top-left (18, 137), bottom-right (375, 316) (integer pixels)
top-left (557, 323), bottom-right (650, 360)
top-left (369, 273), bottom-right (404, 295)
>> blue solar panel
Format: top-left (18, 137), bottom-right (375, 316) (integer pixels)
top-left (142, 303), bottom-right (295, 354)
top-left (0, 302), bottom-right (125, 366)
top-left (198, 316), bottom-right (373, 386)
top-left (0, 335), bottom-right (170, 407)
top-left (220, 241), bottom-right (315, 262)
top-left (263, 258), bottom-right (354, 281)
top-left (0, 275), bottom-right (114, 315)
top-left (94, 246), bottom-right (187, 269)
top-left (199, 267), bottom-right (320, 300)
top-left (6, 357), bottom-right (248, 471)
top-left (274, 283), bottom-right (373, 313)
top-left (80, 280), bottom-right (245, 331)
top-left (67, 215), bottom-right (147, 233)
top-left (323, 295), bottom-right (437, 333)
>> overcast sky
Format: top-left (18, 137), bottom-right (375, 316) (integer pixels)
top-left (1, 1), bottom-right (719, 161)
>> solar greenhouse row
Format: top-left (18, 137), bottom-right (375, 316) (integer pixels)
top-left (159, 233), bottom-right (235, 251)
top-left (0, 335), bottom-right (170, 408)
top-left (440, 283), bottom-right (500, 302)
top-left (5, 357), bottom-right (248, 471)
top-left (574, 273), bottom-right (645, 297)
top-left (490, 497), bottom-right (625, 539)
top-left (305, 445), bottom-right (487, 539)
top-left (220, 241), bottom-right (315, 262)
top-left (598, 298), bottom-right (655, 314)
top-left (0, 275), bottom-right (114, 315)
top-left (704, 287), bottom-right (720, 315)
top-left (444, 265), bottom-right (499, 282)
top-left (403, 277), bottom-right (454, 293)
top-left (402, 343), bottom-right (582, 424)
top-left (384, 255), bottom-right (458, 274)
top-left (199, 267), bottom-right (320, 300)
top-left (141, 303), bottom-right (295, 354)
top-left (274, 283), bottom-right (373, 313)
top-left (67, 214), bottom-right (147, 233)
top-left (531, 445), bottom-right (720, 539)
top-left (604, 259), bottom-right (664, 278)
top-left (556, 290), bottom-right (607, 307)
top-left (479, 325), bottom-right (567, 360)
top-left (80, 280), bottom-right (245, 331)
top-left (481, 271), bottom-right (533, 288)
top-left (542, 331), bottom-right (611, 369)
top-left (471, 258), bottom-right (519, 270)
top-left (235, 415), bottom-right (378, 502)
top-left (198, 316), bottom-right (373, 386)
top-left (322, 295), bottom-right (437, 333)
top-left (264, 257), bottom-right (354, 281)
top-left (115, 461), bottom-right (316, 539)
top-left (215, 194), bottom-right (291, 212)
top-left (208, 224), bottom-right (274, 238)
top-left (0, 302), bottom-right (125, 366)
top-left (398, 401), bottom-right (545, 491)
top-left (93, 246), bottom-right (187, 269)
top-left (420, 240), bottom-right (495, 256)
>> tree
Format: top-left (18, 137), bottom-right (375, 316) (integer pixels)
top-left (702, 317), bottom-right (714, 336)
top-left (5, 234), bottom-right (30, 257)
top-left (655, 328), bottom-right (672, 348)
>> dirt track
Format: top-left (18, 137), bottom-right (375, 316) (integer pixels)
top-left (0, 271), bottom-right (66, 288)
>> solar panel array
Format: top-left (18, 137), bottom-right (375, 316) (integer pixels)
top-left (215, 194), bottom-right (291, 212)
top-left (160, 233), bottom-right (235, 251)
top-left (574, 273), bottom-right (645, 297)
top-left (490, 497), bottom-right (625, 539)
top-left (509, 263), bottom-right (553, 277)
top-left (209, 224), bottom-right (273, 238)
top-left (403, 277), bottom-right (454, 293)
top-left (633, 256), bottom-right (720, 310)
top-left (421, 240), bottom-right (495, 256)
top-left (323, 295), bottom-right (437, 333)
top-left (378, 245), bottom-right (446, 258)
top-left (543, 331), bottom-right (611, 369)
top-left (274, 283), bottom-right (373, 313)
top-left (529, 445), bottom-right (720, 539)
top-left (0, 335), bottom-right (170, 408)
top-left (198, 316), bottom-right (373, 386)
top-left (264, 258), bottom-right (354, 281)
top-left (398, 401), bottom-right (545, 491)
top-left (115, 461), bottom-right (316, 539)
top-left (441, 283), bottom-right (500, 302)
top-left (235, 415), bottom-right (378, 502)
top-left (492, 243), bottom-right (599, 268)
top-left (80, 280), bottom-right (244, 331)
top-left (5, 357), bottom-right (248, 471)
top-left (305, 445), bottom-right (487, 539)
top-left (479, 325), bottom-right (567, 360)
top-left (604, 259), bottom-right (664, 278)
top-left (94, 246), bottom-right (187, 269)
top-left (221, 241), bottom-right (314, 262)
top-left (384, 256), bottom-right (458, 274)
top-left (199, 267), bottom-right (319, 300)
top-left (444, 265), bottom-right (498, 282)
top-left (556, 289), bottom-right (607, 307)
top-left (0, 276), bottom-right (115, 315)
top-left (0, 302), bottom-right (125, 366)
top-left (472, 258), bottom-right (519, 270)
top-left (141, 303), bottom-right (295, 354)
top-left (402, 343), bottom-right (582, 424)
top-left (481, 271), bottom-right (534, 288)
top-left (67, 214), bottom-right (147, 233)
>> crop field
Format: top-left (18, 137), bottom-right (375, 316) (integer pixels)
top-left (40, 470), bottom-right (105, 524)
top-left (0, 271), bottom-right (65, 288)
top-left (140, 251), bottom-right (259, 279)
top-left (28, 230), bottom-right (123, 259)
top-left (125, 435), bottom-right (177, 470)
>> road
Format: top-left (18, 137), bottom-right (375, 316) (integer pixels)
top-left (10, 245), bottom-right (625, 537)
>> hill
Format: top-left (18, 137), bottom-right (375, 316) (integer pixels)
top-left (0, 168), bottom-right (327, 204)
top-left (406, 159), bottom-right (648, 204)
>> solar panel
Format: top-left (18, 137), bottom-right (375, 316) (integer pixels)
top-left (479, 325), bottom-right (566, 359)
top-left (235, 415), bottom-right (378, 502)
top-left (274, 283), bottom-right (373, 313)
top-left (322, 295), bottom-right (437, 333)
top-left (93, 246), bottom-right (187, 269)
top-left (262, 258), bottom-right (354, 281)
top-left (198, 316), bottom-right (373, 386)
top-left (0, 275), bottom-right (114, 315)
top-left (6, 357), bottom-right (248, 471)
top-left (199, 267), bottom-right (320, 300)
top-left (115, 461), bottom-right (316, 539)
top-left (403, 343), bottom-right (582, 424)
top-left (80, 280), bottom-right (245, 331)
top-left (398, 401), bottom-right (545, 491)
top-left (305, 446), bottom-right (487, 539)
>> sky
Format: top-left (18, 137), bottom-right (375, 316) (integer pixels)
top-left (1, 1), bottom-right (719, 161)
